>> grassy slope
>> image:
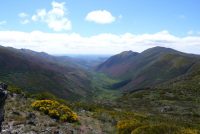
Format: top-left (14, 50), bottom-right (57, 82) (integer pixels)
top-left (70, 69), bottom-right (200, 133)
top-left (122, 53), bottom-right (198, 90)
top-left (113, 69), bottom-right (200, 133)
top-left (96, 47), bottom-right (200, 92)
top-left (2, 66), bottom-right (200, 133)
top-left (80, 61), bottom-right (200, 133)
top-left (90, 72), bottom-right (121, 101)
top-left (0, 46), bottom-right (92, 100)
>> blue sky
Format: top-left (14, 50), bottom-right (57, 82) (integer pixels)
top-left (0, 0), bottom-right (200, 54)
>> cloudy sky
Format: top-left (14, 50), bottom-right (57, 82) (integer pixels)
top-left (0, 0), bottom-right (200, 54)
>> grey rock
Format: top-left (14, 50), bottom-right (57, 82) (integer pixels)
top-left (0, 83), bottom-right (8, 132)
top-left (160, 106), bottom-right (173, 113)
top-left (26, 113), bottom-right (36, 126)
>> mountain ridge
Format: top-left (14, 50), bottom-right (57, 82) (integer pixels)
top-left (0, 45), bottom-right (93, 100)
top-left (96, 46), bottom-right (200, 92)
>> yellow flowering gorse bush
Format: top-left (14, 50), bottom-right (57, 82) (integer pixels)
top-left (31, 100), bottom-right (78, 122)
top-left (117, 119), bottom-right (142, 134)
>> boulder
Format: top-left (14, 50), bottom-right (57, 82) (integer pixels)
top-left (0, 83), bottom-right (8, 132)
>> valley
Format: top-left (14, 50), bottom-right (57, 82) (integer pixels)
top-left (0, 46), bottom-right (200, 134)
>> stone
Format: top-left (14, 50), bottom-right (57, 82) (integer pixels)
top-left (0, 83), bottom-right (8, 132)
top-left (160, 106), bottom-right (173, 113)
top-left (26, 112), bottom-right (36, 126)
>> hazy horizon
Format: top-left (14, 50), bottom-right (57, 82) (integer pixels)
top-left (2, 45), bottom-right (200, 56)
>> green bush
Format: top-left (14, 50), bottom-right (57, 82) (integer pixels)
top-left (31, 92), bottom-right (56, 100)
top-left (131, 124), bottom-right (198, 134)
top-left (8, 85), bottom-right (23, 94)
top-left (179, 128), bottom-right (199, 134)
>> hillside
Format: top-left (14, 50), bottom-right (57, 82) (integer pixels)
top-left (96, 50), bottom-right (139, 77)
top-left (2, 93), bottom-right (116, 134)
top-left (96, 47), bottom-right (200, 91)
top-left (0, 46), bottom-right (92, 100)
top-left (113, 65), bottom-right (200, 133)
top-left (0, 46), bottom-right (200, 133)
top-left (2, 82), bottom-right (199, 134)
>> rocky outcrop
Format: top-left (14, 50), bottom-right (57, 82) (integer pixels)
top-left (0, 83), bottom-right (8, 132)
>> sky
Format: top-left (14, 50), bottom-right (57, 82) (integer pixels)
top-left (0, 0), bottom-right (200, 54)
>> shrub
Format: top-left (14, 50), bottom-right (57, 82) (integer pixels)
top-left (132, 124), bottom-right (175, 134)
top-left (131, 124), bottom-right (198, 134)
top-left (31, 100), bottom-right (78, 122)
top-left (117, 119), bottom-right (143, 134)
top-left (31, 92), bottom-right (56, 100)
top-left (180, 128), bottom-right (199, 134)
top-left (8, 85), bottom-right (23, 94)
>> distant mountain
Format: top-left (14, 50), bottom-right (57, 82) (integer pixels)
top-left (68, 55), bottom-right (110, 70)
top-left (0, 46), bottom-right (92, 100)
top-left (96, 46), bottom-right (200, 91)
top-left (96, 50), bottom-right (139, 77)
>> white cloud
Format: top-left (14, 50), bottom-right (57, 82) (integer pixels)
top-left (0, 30), bottom-right (200, 55)
top-left (0, 21), bottom-right (7, 25)
top-left (31, 1), bottom-right (71, 31)
top-left (19, 12), bottom-right (29, 24)
top-left (85, 10), bottom-right (116, 24)
top-left (32, 9), bottom-right (47, 21)
top-left (19, 12), bottom-right (29, 18)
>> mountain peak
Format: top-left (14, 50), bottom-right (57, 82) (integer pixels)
top-left (141, 46), bottom-right (179, 56)
top-left (97, 46), bottom-right (200, 90)
top-left (119, 50), bottom-right (138, 57)
top-left (120, 50), bottom-right (133, 54)
top-left (144, 46), bottom-right (177, 52)
top-left (96, 50), bottom-right (139, 75)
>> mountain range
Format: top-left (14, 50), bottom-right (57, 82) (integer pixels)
top-left (0, 46), bottom-right (93, 100)
top-left (96, 46), bottom-right (200, 92)
top-left (1, 45), bottom-right (200, 99)
top-left (1, 45), bottom-right (200, 133)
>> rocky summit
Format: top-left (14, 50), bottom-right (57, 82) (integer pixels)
top-left (0, 83), bottom-right (8, 132)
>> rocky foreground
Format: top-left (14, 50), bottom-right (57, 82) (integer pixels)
top-left (0, 83), bottom-right (8, 132)
top-left (1, 92), bottom-right (114, 134)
